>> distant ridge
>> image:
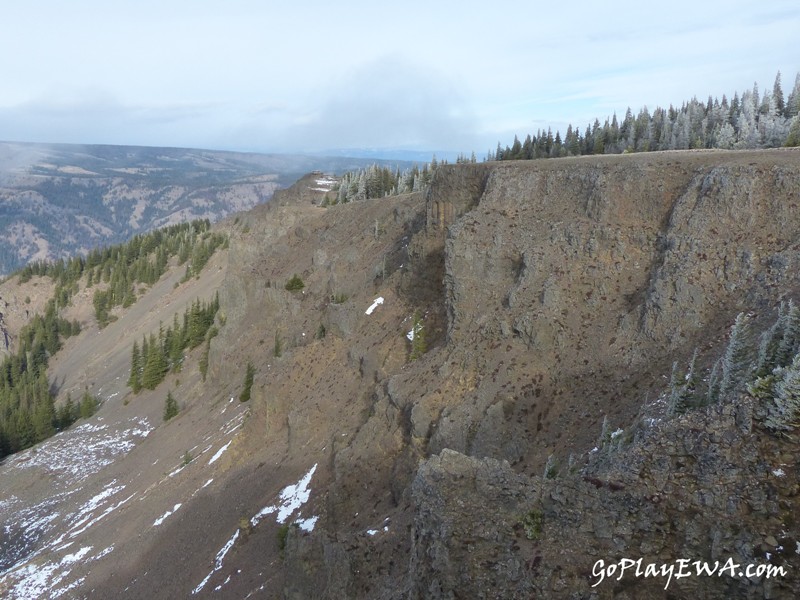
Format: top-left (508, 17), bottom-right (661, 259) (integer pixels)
top-left (0, 141), bottom-right (413, 275)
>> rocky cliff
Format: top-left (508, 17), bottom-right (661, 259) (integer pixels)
top-left (274, 149), bottom-right (800, 599)
top-left (1, 149), bottom-right (799, 599)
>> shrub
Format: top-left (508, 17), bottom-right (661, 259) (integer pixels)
top-left (285, 274), bottom-right (305, 292)
top-left (522, 509), bottom-right (543, 540)
top-left (409, 310), bottom-right (427, 360)
top-left (277, 523), bottom-right (290, 554)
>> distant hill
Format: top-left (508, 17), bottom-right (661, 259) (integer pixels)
top-left (0, 141), bottom-right (411, 275)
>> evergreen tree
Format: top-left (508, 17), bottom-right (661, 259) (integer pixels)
top-left (141, 333), bottom-right (168, 390)
top-left (718, 313), bottom-right (753, 400)
top-left (169, 313), bottom-right (185, 370)
top-left (667, 350), bottom-right (698, 415)
top-left (79, 391), bottom-right (98, 419)
top-left (16, 411), bottom-right (35, 449)
top-left (33, 395), bottom-right (56, 442)
top-left (128, 340), bottom-right (142, 393)
top-left (58, 393), bottom-right (78, 430)
top-left (765, 354), bottom-right (800, 432)
top-left (239, 362), bottom-right (255, 402)
top-left (755, 303), bottom-right (786, 376)
top-left (199, 339), bottom-right (211, 382)
top-left (163, 390), bottom-right (179, 421)
top-left (786, 116), bottom-right (800, 147)
top-left (776, 300), bottom-right (800, 366)
top-left (706, 358), bottom-right (722, 404)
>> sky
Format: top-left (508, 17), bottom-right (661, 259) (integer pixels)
top-left (1, 0), bottom-right (798, 158)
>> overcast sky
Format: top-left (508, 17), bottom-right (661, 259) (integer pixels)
top-left (1, 0), bottom-right (798, 157)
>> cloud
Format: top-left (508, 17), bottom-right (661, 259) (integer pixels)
top-left (267, 57), bottom-right (480, 153)
top-left (0, 89), bottom-right (226, 148)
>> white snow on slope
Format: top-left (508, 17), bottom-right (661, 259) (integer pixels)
top-left (6, 417), bottom-right (152, 482)
top-left (191, 465), bottom-right (321, 595)
top-left (6, 546), bottom-right (93, 600)
top-left (296, 516), bottom-right (318, 532)
top-left (365, 297), bottom-right (384, 315)
top-left (208, 440), bottom-right (232, 465)
top-left (192, 530), bottom-right (239, 595)
top-left (312, 177), bottom-right (337, 192)
top-left (276, 464), bottom-right (317, 523)
top-left (153, 503), bottom-right (183, 527)
top-left (0, 417), bottom-right (154, 599)
top-left (251, 463), bottom-right (318, 528)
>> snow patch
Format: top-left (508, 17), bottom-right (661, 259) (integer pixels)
top-left (153, 504), bottom-right (183, 527)
top-left (68, 493), bottom-right (135, 539)
top-left (7, 417), bottom-right (152, 482)
top-left (276, 464), bottom-right (317, 523)
top-left (772, 468), bottom-right (786, 477)
top-left (296, 516), bottom-right (318, 532)
top-left (208, 440), bottom-right (232, 465)
top-left (250, 464), bottom-right (318, 528)
top-left (249, 505), bottom-right (276, 528)
top-left (365, 297), bottom-right (384, 315)
top-left (93, 546), bottom-right (114, 560)
top-left (312, 177), bottom-right (337, 192)
top-left (192, 530), bottom-right (239, 595)
top-left (5, 546), bottom-right (92, 600)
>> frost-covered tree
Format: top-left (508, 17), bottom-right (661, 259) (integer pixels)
top-left (755, 303), bottom-right (787, 377)
top-left (773, 71), bottom-right (786, 117)
top-left (668, 350), bottom-right (698, 415)
top-left (786, 74), bottom-right (800, 118)
top-left (764, 354), bottom-right (800, 432)
top-left (786, 116), bottom-right (800, 147)
top-left (492, 72), bottom-right (798, 160)
top-left (718, 313), bottom-right (753, 400)
top-left (736, 90), bottom-right (761, 149)
top-left (776, 300), bottom-right (800, 367)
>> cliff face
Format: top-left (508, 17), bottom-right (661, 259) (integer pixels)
top-left (301, 149), bottom-right (800, 599)
top-left (3, 149), bottom-right (800, 599)
top-left (425, 152), bottom-right (800, 469)
top-left (398, 151), bottom-right (800, 599)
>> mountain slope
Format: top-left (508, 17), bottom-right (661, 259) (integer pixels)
top-left (0, 141), bottom-right (411, 275)
top-left (1, 149), bottom-right (800, 599)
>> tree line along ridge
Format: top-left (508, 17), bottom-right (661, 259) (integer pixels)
top-left (493, 72), bottom-right (800, 161)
